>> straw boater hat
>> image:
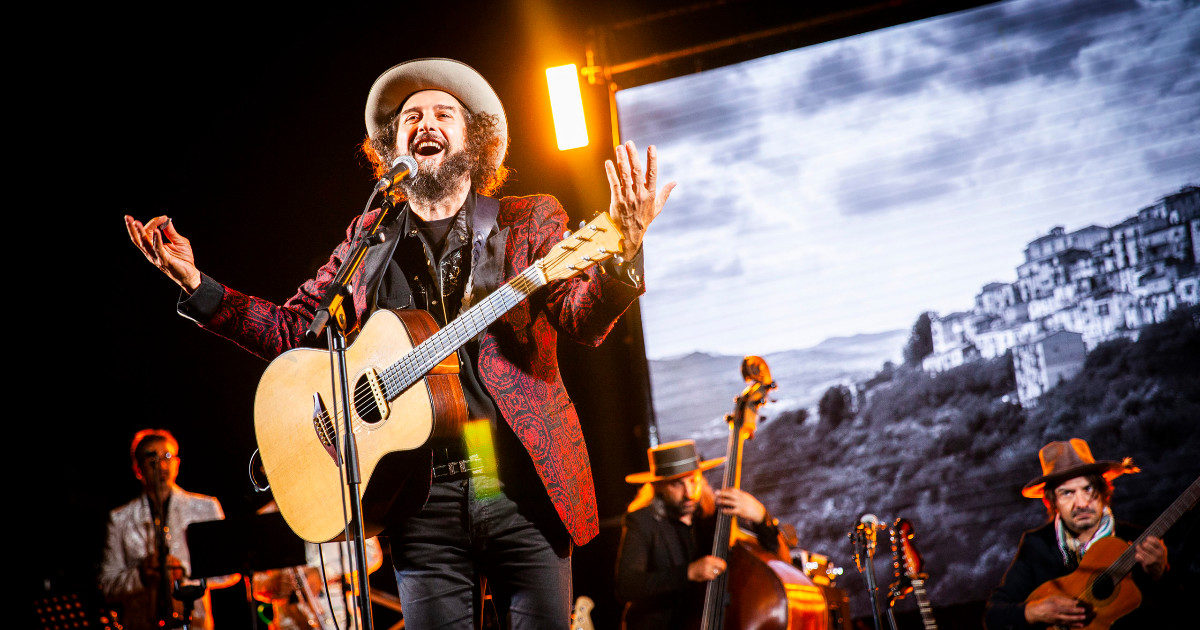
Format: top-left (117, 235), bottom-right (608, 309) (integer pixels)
top-left (1021, 438), bottom-right (1140, 499)
top-left (364, 57), bottom-right (508, 158)
top-left (625, 440), bottom-right (725, 484)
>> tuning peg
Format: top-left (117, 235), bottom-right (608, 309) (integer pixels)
top-left (563, 231), bottom-right (571, 239)
top-left (579, 220), bottom-right (586, 229)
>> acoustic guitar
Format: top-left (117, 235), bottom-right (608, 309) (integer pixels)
top-left (1026, 473), bottom-right (1199, 629)
top-left (888, 518), bottom-right (937, 630)
top-left (254, 213), bottom-right (624, 543)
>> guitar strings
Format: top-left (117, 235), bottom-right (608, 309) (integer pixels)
top-left (314, 266), bottom-right (544, 429)
top-left (313, 225), bottom-right (612, 429)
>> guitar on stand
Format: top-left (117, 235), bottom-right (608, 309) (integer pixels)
top-left (888, 518), bottom-right (937, 630)
top-left (1026, 473), bottom-right (1200, 629)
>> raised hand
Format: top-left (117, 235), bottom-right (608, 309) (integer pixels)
top-left (124, 215), bottom-right (202, 292)
top-left (605, 141), bottom-right (676, 259)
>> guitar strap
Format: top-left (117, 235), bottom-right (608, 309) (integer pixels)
top-left (463, 193), bottom-right (508, 314)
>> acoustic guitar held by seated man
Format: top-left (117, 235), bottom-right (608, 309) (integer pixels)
top-left (984, 438), bottom-right (1188, 630)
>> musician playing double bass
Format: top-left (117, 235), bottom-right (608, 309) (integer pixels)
top-left (984, 438), bottom-right (1174, 629)
top-left (615, 440), bottom-right (782, 630)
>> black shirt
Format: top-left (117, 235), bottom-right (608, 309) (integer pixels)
top-left (375, 196), bottom-right (549, 507)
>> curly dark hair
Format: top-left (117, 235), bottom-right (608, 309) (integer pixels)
top-left (361, 108), bottom-right (510, 198)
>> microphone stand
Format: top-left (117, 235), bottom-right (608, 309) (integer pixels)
top-left (850, 523), bottom-right (884, 630)
top-left (305, 187), bottom-right (401, 630)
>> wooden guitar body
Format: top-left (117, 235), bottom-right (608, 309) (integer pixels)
top-left (1025, 536), bottom-right (1140, 630)
top-left (254, 309), bottom-right (466, 543)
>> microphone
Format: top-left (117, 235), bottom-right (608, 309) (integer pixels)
top-left (376, 155), bottom-right (419, 191)
top-left (859, 513), bottom-right (882, 555)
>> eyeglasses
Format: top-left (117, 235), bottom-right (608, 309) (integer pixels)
top-left (1053, 485), bottom-right (1097, 502)
top-left (139, 452), bottom-right (179, 467)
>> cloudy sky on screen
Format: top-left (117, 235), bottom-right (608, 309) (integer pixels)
top-left (617, 0), bottom-right (1200, 360)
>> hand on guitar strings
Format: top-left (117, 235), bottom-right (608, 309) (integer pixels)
top-left (1024, 595), bottom-right (1088, 628)
top-left (687, 555), bottom-right (727, 582)
top-left (125, 215), bottom-right (203, 293)
top-left (604, 141), bottom-right (676, 260)
top-left (1134, 535), bottom-right (1168, 580)
top-left (715, 488), bottom-right (767, 524)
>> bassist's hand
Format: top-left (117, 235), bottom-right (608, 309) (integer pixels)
top-left (715, 488), bottom-right (767, 524)
top-left (1024, 595), bottom-right (1087, 627)
top-left (125, 215), bottom-right (202, 293)
top-left (687, 556), bottom-right (726, 582)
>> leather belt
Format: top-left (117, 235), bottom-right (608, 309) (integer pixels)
top-left (432, 453), bottom-right (483, 480)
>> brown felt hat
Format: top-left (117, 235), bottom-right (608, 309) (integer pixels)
top-left (1021, 438), bottom-right (1140, 498)
top-left (364, 58), bottom-right (507, 158)
top-left (625, 440), bottom-right (725, 484)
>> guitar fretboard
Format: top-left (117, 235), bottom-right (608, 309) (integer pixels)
top-left (911, 580), bottom-right (938, 630)
top-left (378, 264), bottom-right (546, 399)
top-left (1102, 474), bottom-right (1200, 584)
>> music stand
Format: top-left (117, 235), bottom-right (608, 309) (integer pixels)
top-left (187, 512), bottom-right (309, 629)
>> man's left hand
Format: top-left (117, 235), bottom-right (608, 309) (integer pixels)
top-left (715, 488), bottom-right (767, 524)
top-left (605, 141), bottom-right (676, 259)
top-left (1134, 535), bottom-right (1167, 580)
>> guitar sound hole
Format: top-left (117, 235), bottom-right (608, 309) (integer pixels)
top-left (1090, 574), bottom-right (1115, 600)
top-left (354, 376), bottom-right (383, 424)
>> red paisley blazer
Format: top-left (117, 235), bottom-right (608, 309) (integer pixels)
top-left (190, 194), bottom-right (641, 545)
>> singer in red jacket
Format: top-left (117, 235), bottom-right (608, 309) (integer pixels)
top-left (125, 57), bottom-right (675, 628)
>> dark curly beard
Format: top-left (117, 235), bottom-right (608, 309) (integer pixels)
top-left (401, 149), bottom-right (473, 205)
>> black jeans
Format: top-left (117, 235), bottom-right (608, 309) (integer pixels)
top-left (389, 475), bottom-right (572, 629)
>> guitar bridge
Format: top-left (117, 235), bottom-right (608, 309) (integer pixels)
top-left (312, 393), bottom-right (339, 464)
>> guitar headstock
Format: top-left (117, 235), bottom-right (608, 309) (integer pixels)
top-left (891, 517), bottom-right (926, 581)
top-left (571, 595), bottom-right (595, 630)
top-left (539, 213), bottom-right (625, 282)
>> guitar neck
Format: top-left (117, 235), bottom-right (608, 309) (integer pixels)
top-left (379, 264), bottom-right (546, 398)
top-left (910, 580), bottom-right (938, 630)
top-left (1108, 474), bottom-right (1200, 581)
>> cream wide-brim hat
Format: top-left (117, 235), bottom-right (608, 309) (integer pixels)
top-left (364, 57), bottom-right (507, 158)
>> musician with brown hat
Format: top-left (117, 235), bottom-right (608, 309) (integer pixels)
top-left (614, 440), bottom-right (781, 630)
top-left (984, 438), bottom-right (1171, 629)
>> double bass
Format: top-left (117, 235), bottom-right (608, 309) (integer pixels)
top-left (698, 356), bottom-right (845, 630)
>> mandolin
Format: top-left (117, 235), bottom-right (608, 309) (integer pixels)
top-left (1026, 473), bottom-right (1199, 629)
top-left (254, 213), bottom-right (624, 543)
top-left (888, 518), bottom-right (937, 630)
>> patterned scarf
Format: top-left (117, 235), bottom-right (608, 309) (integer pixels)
top-left (1055, 506), bottom-right (1114, 566)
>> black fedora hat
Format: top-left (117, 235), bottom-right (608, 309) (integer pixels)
top-left (625, 440), bottom-right (725, 484)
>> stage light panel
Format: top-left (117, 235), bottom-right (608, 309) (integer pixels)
top-left (546, 64), bottom-right (588, 151)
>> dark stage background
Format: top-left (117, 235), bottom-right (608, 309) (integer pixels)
top-left (23, 2), bottom-right (1122, 629)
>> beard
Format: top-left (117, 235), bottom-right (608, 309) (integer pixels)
top-left (401, 147), bottom-right (473, 205)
